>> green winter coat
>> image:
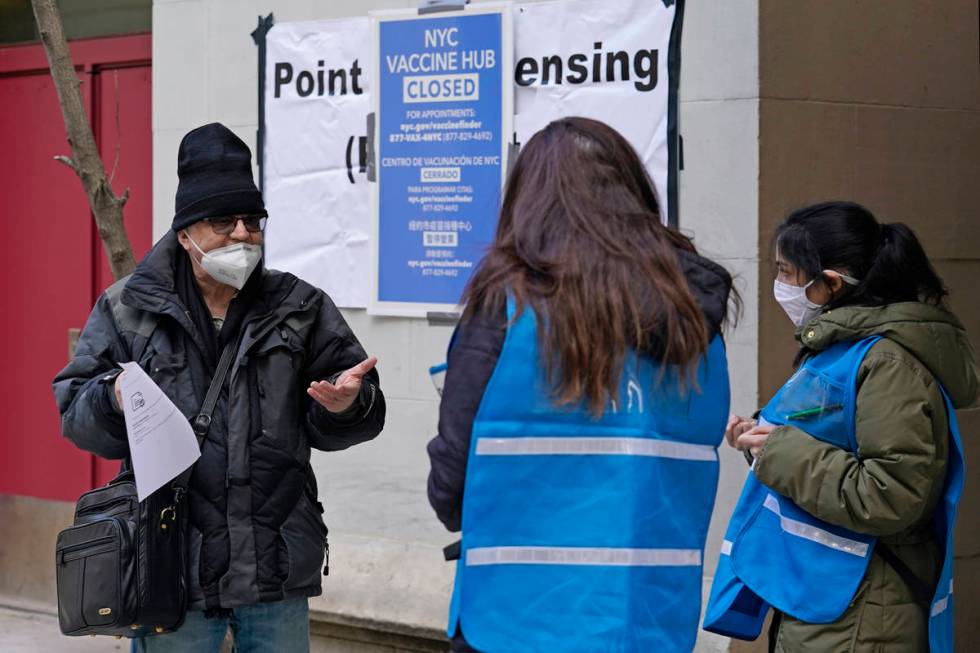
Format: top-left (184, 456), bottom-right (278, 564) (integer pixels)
top-left (754, 302), bottom-right (979, 653)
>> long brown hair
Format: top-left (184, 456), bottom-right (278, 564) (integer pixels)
top-left (463, 117), bottom-right (709, 415)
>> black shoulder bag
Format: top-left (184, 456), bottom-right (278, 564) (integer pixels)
top-left (55, 341), bottom-right (236, 638)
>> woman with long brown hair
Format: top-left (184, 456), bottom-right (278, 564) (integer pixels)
top-left (426, 117), bottom-right (736, 653)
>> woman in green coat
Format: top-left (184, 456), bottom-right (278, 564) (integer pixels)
top-left (729, 201), bottom-right (978, 652)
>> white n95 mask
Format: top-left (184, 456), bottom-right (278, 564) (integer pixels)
top-left (186, 234), bottom-right (262, 290)
top-left (773, 271), bottom-right (860, 327)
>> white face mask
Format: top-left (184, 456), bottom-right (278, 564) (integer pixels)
top-left (773, 271), bottom-right (860, 328)
top-left (185, 233), bottom-right (262, 290)
top-left (773, 279), bottom-right (823, 327)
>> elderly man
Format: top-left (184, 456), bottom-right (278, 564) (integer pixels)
top-left (53, 123), bottom-right (385, 652)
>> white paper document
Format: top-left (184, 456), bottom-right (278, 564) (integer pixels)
top-left (119, 362), bottom-right (201, 501)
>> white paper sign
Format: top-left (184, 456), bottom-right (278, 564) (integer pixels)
top-left (263, 17), bottom-right (374, 308)
top-left (261, 0), bottom-right (679, 312)
top-left (119, 362), bottom-right (201, 501)
top-left (514, 0), bottom-right (675, 222)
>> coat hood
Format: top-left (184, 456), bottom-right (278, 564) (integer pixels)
top-left (799, 302), bottom-right (980, 409)
top-left (676, 249), bottom-right (733, 338)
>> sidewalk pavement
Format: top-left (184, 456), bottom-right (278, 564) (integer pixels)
top-left (0, 606), bottom-right (128, 653)
top-left (0, 603), bottom-right (731, 652)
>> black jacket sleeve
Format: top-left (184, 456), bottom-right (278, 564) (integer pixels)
top-left (52, 293), bottom-right (131, 459)
top-left (303, 293), bottom-right (386, 451)
top-left (426, 304), bottom-right (506, 532)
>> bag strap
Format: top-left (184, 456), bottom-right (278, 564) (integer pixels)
top-left (191, 340), bottom-right (237, 442)
top-left (875, 542), bottom-right (934, 603)
top-left (767, 609), bottom-right (782, 653)
top-left (171, 339), bottom-right (238, 493)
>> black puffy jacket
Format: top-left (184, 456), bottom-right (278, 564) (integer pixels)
top-left (54, 232), bottom-right (385, 610)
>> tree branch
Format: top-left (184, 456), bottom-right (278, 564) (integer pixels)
top-left (109, 69), bottom-right (122, 184)
top-left (53, 155), bottom-right (79, 172)
top-left (31, 0), bottom-right (136, 281)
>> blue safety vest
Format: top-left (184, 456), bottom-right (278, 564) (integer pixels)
top-left (703, 336), bottom-right (965, 653)
top-left (444, 300), bottom-right (731, 653)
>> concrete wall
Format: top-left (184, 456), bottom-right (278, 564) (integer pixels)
top-left (151, 0), bottom-right (760, 648)
top-left (677, 2), bottom-right (759, 650)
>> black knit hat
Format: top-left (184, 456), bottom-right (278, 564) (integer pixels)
top-left (172, 123), bottom-right (266, 231)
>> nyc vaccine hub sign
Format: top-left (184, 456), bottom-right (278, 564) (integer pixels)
top-left (261, 0), bottom-right (681, 316)
top-left (372, 5), bottom-right (512, 316)
top-left (262, 17), bottom-right (374, 309)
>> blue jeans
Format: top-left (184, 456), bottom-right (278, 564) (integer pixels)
top-left (132, 598), bottom-right (310, 653)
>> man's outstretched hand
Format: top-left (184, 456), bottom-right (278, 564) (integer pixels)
top-left (307, 356), bottom-right (378, 414)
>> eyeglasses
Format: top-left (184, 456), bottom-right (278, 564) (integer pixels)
top-left (204, 215), bottom-right (267, 235)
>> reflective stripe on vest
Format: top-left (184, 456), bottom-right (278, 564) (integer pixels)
top-left (475, 436), bottom-right (717, 461)
top-left (931, 579), bottom-right (953, 618)
top-left (761, 494), bottom-right (870, 557)
top-left (466, 546), bottom-right (702, 567)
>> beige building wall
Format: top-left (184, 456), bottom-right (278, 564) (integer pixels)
top-left (748, 1), bottom-right (980, 650)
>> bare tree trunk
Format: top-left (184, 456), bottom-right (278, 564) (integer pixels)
top-left (31, 0), bottom-right (137, 280)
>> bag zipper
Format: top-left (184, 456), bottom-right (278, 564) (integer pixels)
top-left (76, 495), bottom-right (134, 516)
top-left (57, 536), bottom-right (116, 565)
top-left (76, 479), bottom-right (135, 502)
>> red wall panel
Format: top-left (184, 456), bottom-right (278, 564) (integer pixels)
top-left (0, 69), bottom-right (96, 500)
top-left (0, 34), bottom-right (151, 499)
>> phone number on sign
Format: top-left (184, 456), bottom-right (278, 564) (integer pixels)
top-left (389, 131), bottom-right (493, 144)
top-left (421, 268), bottom-right (459, 277)
top-left (443, 131), bottom-right (494, 142)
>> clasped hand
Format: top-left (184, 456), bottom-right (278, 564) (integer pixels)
top-left (724, 414), bottom-right (774, 459)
